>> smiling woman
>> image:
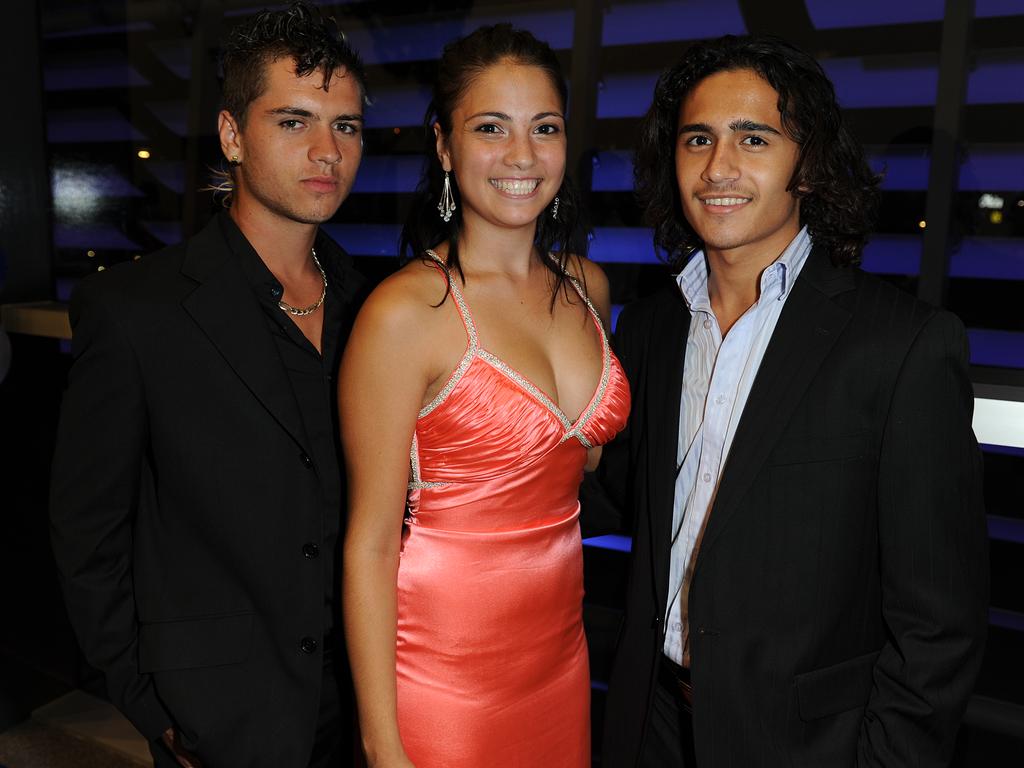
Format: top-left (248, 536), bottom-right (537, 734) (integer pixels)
top-left (339, 23), bottom-right (630, 768)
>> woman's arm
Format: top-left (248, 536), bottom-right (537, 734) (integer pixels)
top-left (339, 276), bottom-right (434, 767)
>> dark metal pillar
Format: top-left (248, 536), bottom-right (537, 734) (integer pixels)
top-left (918, 0), bottom-right (974, 307)
top-left (568, 0), bottom-right (605, 194)
top-left (0, 0), bottom-right (53, 303)
top-left (182, 0), bottom-right (224, 238)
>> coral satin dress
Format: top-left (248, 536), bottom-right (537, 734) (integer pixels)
top-left (396, 254), bottom-right (630, 767)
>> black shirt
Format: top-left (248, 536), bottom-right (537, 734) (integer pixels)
top-left (220, 214), bottom-right (364, 635)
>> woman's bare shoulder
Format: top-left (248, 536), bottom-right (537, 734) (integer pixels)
top-left (561, 253), bottom-right (610, 319)
top-left (354, 257), bottom-right (451, 334)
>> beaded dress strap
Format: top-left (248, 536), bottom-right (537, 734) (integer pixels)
top-left (424, 249), bottom-right (478, 352)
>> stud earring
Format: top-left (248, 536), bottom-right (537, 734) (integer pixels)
top-left (229, 155), bottom-right (240, 166)
top-left (551, 196), bottom-right (560, 220)
top-left (438, 171), bottom-right (456, 223)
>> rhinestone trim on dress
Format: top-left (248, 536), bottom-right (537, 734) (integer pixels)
top-left (478, 349), bottom-right (573, 431)
top-left (561, 275), bottom-right (610, 448)
top-left (408, 432), bottom-right (447, 490)
top-left (412, 250), bottom-right (611, 449)
top-left (418, 251), bottom-right (479, 419)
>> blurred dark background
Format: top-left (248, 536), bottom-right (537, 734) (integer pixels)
top-left (1, 1), bottom-right (1022, 764)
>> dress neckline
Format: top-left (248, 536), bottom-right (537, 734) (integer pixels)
top-left (419, 249), bottom-right (611, 443)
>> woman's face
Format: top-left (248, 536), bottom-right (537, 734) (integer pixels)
top-left (436, 60), bottom-right (566, 235)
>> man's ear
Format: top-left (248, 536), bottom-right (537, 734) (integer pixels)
top-left (433, 122), bottom-right (451, 173)
top-left (218, 111), bottom-right (242, 163)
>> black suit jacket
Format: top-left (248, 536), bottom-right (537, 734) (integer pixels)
top-left (50, 215), bottom-right (364, 766)
top-left (592, 248), bottom-right (988, 767)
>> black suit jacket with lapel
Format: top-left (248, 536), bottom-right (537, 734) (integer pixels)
top-left (593, 246), bottom-right (989, 767)
top-left (50, 214), bottom-right (365, 767)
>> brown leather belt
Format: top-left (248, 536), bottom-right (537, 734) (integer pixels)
top-left (659, 655), bottom-right (694, 712)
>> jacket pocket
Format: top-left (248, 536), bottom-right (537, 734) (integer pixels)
top-left (794, 649), bottom-right (880, 721)
top-left (138, 611), bottom-right (253, 673)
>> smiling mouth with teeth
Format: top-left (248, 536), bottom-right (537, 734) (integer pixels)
top-left (702, 197), bottom-right (751, 206)
top-left (490, 178), bottom-right (541, 196)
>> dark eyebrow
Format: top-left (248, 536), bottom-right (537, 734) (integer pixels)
top-left (268, 107), bottom-right (316, 119)
top-left (267, 107), bottom-right (363, 123)
top-left (466, 111), bottom-right (512, 121)
top-left (729, 119), bottom-right (781, 135)
top-left (678, 122), bottom-right (713, 135)
top-left (533, 111), bottom-right (564, 121)
top-left (678, 120), bottom-right (782, 136)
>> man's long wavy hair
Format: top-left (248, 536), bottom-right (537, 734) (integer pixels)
top-left (399, 24), bottom-right (590, 306)
top-left (636, 35), bottom-right (880, 270)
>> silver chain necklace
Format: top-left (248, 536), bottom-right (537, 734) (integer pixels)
top-left (277, 248), bottom-right (327, 317)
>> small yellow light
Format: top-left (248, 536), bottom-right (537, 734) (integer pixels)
top-left (393, 127), bottom-right (401, 135)
top-left (918, 220), bottom-right (926, 229)
top-left (1018, 199), bottom-right (1024, 208)
top-left (86, 249), bottom-right (96, 258)
top-left (133, 254), bottom-right (141, 260)
top-left (137, 149), bottom-right (151, 159)
top-left (97, 265), bottom-right (106, 271)
top-left (990, 211), bottom-right (1003, 224)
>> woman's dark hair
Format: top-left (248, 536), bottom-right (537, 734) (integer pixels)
top-left (221, 1), bottom-right (368, 126)
top-left (635, 34), bottom-right (880, 269)
top-left (399, 24), bottom-right (590, 302)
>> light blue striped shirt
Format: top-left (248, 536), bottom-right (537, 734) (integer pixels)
top-left (664, 226), bottom-right (812, 665)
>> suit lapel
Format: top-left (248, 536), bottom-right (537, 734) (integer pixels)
top-left (646, 288), bottom-right (691, 609)
top-left (697, 249), bottom-right (854, 560)
top-left (180, 218), bottom-right (309, 452)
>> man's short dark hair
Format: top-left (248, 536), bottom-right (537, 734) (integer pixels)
top-left (636, 34), bottom-right (880, 268)
top-left (221, 1), bottom-right (367, 126)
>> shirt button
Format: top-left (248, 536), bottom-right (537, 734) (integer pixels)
top-left (300, 636), bottom-right (318, 654)
top-left (703, 472), bottom-right (712, 483)
top-left (300, 453), bottom-right (313, 469)
top-left (302, 542), bottom-right (320, 559)
top-left (703, 319), bottom-right (712, 330)
top-left (270, 285), bottom-right (283, 299)
top-left (714, 394), bottom-right (727, 405)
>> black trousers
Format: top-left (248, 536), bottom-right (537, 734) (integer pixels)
top-left (150, 638), bottom-right (354, 768)
top-left (639, 659), bottom-right (697, 767)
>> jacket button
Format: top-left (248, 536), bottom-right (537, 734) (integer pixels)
top-left (302, 542), bottom-right (320, 558)
top-left (300, 453), bottom-right (313, 468)
top-left (300, 636), bottom-right (318, 654)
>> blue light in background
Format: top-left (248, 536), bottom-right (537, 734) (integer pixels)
top-left (53, 224), bottom-right (142, 251)
top-left (968, 330), bottom-right (1024, 369)
top-left (322, 223), bottom-right (401, 257)
top-left (597, 72), bottom-right (658, 119)
top-left (807, 0), bottom-right (1024, 28)
top-left (582, 534), bottom-right (632, 553)
top-left (351, 156), bottom-right (423, 194)
top-left (345, 10), bottom-right (574, 65)
top-left (364, 86), bottom-right (431, 129)
top-left (601, 0), bottom-right (746, 46)
top-left (43, 51), bottom-right (149, 91)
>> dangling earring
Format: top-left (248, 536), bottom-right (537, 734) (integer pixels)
top-left (438, 171), bottom-right (456, 223)
top-left (551, 196), bottom-right (560, 220)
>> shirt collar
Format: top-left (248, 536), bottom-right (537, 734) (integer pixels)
top-left (218, 212), bottom-right (342, 305)
top-left (675, 226), bottom-right (812, 311)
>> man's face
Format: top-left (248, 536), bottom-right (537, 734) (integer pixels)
top-left (220, 57), bottom-right (363, 226)
top-left (675, 68), bottom-right (802, 264)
